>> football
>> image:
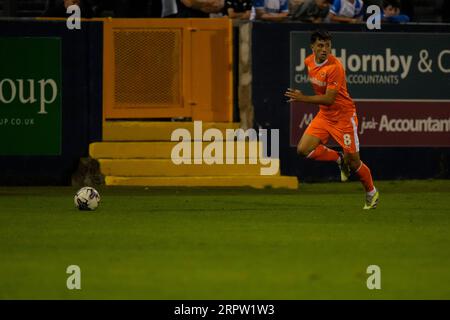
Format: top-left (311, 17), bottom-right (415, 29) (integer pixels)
top-left (74, 187), bottom-right (100, 211)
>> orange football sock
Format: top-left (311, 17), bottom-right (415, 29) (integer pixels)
top-left (306, 145), bottom-right (340, 162)
top-left (355, 162), bottom-right (375, 192)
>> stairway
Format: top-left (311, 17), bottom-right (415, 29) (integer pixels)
top-left (89, 121), bottom-right (298, 189)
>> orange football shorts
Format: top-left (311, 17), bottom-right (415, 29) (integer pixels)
top-left (304, 112), bottom-right (360, 154)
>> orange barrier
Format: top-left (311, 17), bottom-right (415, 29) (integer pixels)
top-left (103, 18), bottom-right (233, 122)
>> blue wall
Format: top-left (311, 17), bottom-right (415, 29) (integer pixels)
top-left (0, 20), bottom-right (102, 185)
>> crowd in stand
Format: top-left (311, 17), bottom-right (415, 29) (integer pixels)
top-left (41, 0), bottom-right (423, 23)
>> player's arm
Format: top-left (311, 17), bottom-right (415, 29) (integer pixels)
top-left (284, 88), bottom-right (338, 106)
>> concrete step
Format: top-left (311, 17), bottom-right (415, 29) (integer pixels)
top-left (103, 121), bottom-right (240, 141)
top-left (98, 159), bottom-right (280, 177)
top-left (90, 141), bottom-right (263, 159)
top-left (105, 175), bottom-right (298, 189)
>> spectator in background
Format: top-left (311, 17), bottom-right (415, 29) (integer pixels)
top-left (176, 0), bottom-right (224, 17)
top-left (254, 0), bottom-right (289, 21)
top-left (327, 0), bottom-right (364, 23)
top-left (291, 0), bottom-right (330, 23)
top-left (225, 0), bottom-right (253, 20)
top-left (381, 0), bottom-right (409, 23)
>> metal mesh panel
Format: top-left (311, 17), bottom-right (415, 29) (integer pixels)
top-left (113, 29), bottom-right (181, 106)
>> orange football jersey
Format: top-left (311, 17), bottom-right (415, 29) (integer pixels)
top-left (304, 54), bottom-right (356, 119)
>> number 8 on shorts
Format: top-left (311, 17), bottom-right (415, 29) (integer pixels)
top-left (343, 134), bottom-right (352, 147)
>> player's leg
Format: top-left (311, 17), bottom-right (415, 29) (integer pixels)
top-left (297, 116), bottom-right (342, 164)
top-left (337, 151), bottom-right (351, 182)
top-left (331, 115), bottom-right (379, 209)
top-left (344, 152), bottom-right (379, 210)
top-left (297, 133), bottom-right (321, 157)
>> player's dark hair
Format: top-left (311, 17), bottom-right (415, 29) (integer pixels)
top-left (383, 0), bottom-right (401, 9)
top-left (310, 30), bottom-right (332, 44)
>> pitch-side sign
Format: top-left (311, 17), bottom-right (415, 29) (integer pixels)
top-left (290, 102), bottom-right (450, 147)
top-left (290, 32), bottom-right (450, 99)
top-left (0, 37), bottom-right (62, 155)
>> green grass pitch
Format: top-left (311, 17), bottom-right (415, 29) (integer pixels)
top-left (1, 180), bottom-right (450, 299)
